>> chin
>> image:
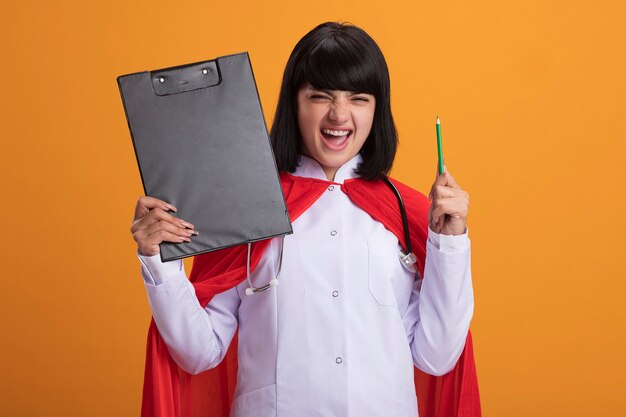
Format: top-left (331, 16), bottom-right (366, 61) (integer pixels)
top-left (317, 150), bottom-right (353, 168)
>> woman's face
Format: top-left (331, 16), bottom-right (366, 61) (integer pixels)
top-left (296, 82), bottom-right (376, 181)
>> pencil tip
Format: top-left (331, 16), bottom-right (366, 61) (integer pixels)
top-left (436, 116), bottom-right (440, 123)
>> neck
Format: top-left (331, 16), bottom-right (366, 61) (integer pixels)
top-left (323, 166), bottom-right (338, 181)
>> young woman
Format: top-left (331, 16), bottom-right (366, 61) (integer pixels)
top-left (130, 22), bottom-right (479, 417)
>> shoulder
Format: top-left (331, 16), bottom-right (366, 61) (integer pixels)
top-left (387, 177), bottom-right (430, 210)
top-left (344, 176), bottom-right (430, 220)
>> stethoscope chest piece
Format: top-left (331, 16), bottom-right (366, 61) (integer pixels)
top-left (399, 250), bottom-right (418, 273)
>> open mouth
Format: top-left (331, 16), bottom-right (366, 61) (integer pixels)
top-left (320, 128), bottom-right (352, 151)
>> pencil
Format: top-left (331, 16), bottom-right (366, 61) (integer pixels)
top-left (436, 116), bottom-right (444, 175)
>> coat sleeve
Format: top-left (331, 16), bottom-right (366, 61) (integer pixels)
top-left (401, 227), bottom-right (474, 376)
top-left (137, 252), bottom-right (240, 375)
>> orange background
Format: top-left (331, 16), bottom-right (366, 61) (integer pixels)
top-left (2, 1), bottom-right (625, 416)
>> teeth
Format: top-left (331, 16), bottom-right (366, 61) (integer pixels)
top-left (322, 128), bottom-right (351, 136)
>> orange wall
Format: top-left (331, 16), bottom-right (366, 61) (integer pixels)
top-left (2, 1), bottom-right (625, 416)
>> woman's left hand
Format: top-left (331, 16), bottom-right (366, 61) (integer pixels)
top-left (428, 166), bottom-right (469, 235)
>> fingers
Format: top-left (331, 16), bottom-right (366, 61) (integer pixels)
top-left (135, 218), bottom-right (198, 256)
top-left (429, 194), bottom-right (468, 225)
top-left (131, 206), bottom-right (194, 234)
top-left (435, 163), bottom-right (446, 178)
top-left (136, 219), bottom-right (196, 243)
top-left (137, 227), bottom-right (195, 257)
top-left (430, 166), bottom-right (461, 196)
top-left (427, 207), bottom-right (444, 233)
top-left (428, 164), bottom-right (469, 234)
top-left (442, 169), bottom-right (460, 189)
top-left (131, 196), bottom-right (198, 256)
top-left (429, 170), bottom-right (447, 199)
top-left (131, 197), bottom-right (194, 232)
top-left (133, 196), bottom-right (177, 223)
top-left (428, 183), bottom-right (467, 203)
top-left (431, 204), bottom-right (460, 225)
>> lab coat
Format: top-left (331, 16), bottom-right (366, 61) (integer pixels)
top-left (137, 154), bottom-right (474, 417)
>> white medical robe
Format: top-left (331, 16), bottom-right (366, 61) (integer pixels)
top-left (137, 154), bottom-right (474, 417)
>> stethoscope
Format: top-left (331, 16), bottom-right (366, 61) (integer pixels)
top-left (245, 177), bottom-right (417, 296)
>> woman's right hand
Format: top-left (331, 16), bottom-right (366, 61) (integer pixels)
top-left (130, 196), bottom-right (197, 256)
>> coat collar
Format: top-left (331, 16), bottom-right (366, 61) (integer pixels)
top-left (293, 153), bottom-right (362, 184)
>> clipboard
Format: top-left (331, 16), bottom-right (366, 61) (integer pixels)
top-left (117, 52), bottom-right (292, 262)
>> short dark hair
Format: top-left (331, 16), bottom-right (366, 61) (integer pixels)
top-left (270, 21), bottom-right (398, 181)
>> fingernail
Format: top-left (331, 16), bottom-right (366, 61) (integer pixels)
top-left (166, 204), bottom-right (177, 212)
top-left (181, 221), bottom-right (193, 228)
top-left (191, 230), bottom-right (199, 236)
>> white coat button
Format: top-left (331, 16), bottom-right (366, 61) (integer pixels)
top-left (336, 357), bottom-right (343, 364)
top-left (332, 290), bottom-right (339, 297)
top-left (328, 185), bottom-right (335, 191)
top-left (330, 230), bottom-right (337, 236)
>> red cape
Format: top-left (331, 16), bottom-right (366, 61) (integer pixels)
top-left (141, 173), bottom-right (481, 417)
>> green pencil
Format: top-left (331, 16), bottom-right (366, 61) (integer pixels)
top-left (436, 116), bottom-right (445, 175)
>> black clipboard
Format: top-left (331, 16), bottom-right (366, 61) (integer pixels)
top-left (117, 52), bottom-right (292, 262)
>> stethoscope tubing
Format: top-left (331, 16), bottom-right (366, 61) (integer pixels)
top-left (381, 177), bottom-right (413, 257)
top-left (245, 177), bottom-right (417, 295)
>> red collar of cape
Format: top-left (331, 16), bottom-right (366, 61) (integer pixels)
top-left (141, 172), bottom-right (481, 417)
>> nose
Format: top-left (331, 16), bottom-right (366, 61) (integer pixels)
top-left (328, 98), bottom-right (349, 124)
